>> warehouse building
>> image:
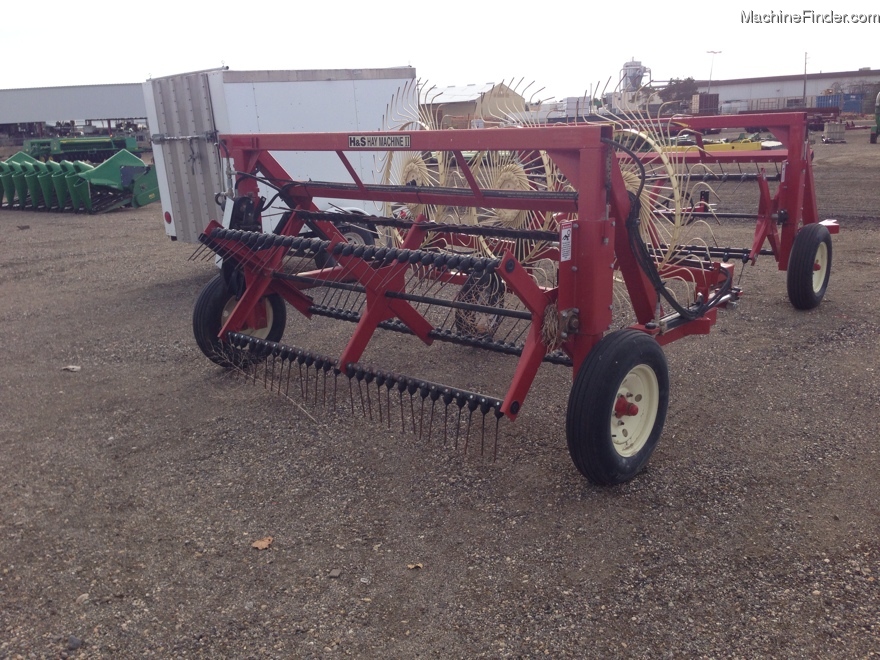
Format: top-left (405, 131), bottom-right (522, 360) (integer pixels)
top-left (696, 68), bottom-right (880, 114)
top-left (0, 83), bottom-right (147, 146)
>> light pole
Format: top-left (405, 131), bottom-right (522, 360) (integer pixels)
top-left (803, 52), bottom-right (808, 106)
top-left (707, 50), bottom-right (721, 96)
top-left (706, 50), bottom-right (721, 115)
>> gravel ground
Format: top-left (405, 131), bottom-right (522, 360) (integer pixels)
top-left (1, 134), bottom-right (878, 658)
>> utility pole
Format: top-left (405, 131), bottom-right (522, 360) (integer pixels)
top-left (803, 52), bottom-right (808, 106)
top-left (707, 51), bottom-right (721, 114)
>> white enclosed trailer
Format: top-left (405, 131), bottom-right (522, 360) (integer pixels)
top-left (143, 67), bottom-right (416, 243)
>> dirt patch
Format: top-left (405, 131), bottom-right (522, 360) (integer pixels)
top-left (0, 137), bottom-right (878, 658)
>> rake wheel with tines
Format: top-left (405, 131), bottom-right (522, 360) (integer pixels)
top-left (189, 112), bottom-right (836, 485)
top-left (378, 81), bottom-right (565, 340)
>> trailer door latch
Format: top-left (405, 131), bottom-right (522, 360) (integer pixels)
top-left (151, 131), bottom-right (218, 145)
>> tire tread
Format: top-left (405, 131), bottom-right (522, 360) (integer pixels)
top-left (787, 223), bottom-right (832, 310)
top-left (566, 329), bottom-right (669, 485)
top-left (192, 274), bottom-right (286, 367)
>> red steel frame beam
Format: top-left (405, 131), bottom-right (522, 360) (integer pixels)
top-left (618, 112), bottom-right (822, 271)
top-left (219, 126), bottom-right (623, 417)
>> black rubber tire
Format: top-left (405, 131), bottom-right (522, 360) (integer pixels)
top-left (786, 223), bottom-right (832, 310)
top-left (453, 272), bottom-right (505, 339)
top-left (192, 274), bottom-right (286, 367)
top-left (566, 329), bottom-right (669, 486)
top-left (314, 223), bottom-right (376, 269)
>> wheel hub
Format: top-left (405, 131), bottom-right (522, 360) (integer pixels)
top-left (609, 365), bottom-right (660, 458)
top-left (812, 242), bottom-right (828, 292)
top-left (614, 395), bottom-right (639, 418)
top-left (222, 297), bottom-right (273, 338)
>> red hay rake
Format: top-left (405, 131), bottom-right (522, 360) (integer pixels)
top-left (190, 113), bottom-right (837, 484)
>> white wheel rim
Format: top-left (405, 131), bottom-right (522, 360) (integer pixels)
top-left (343, 230), bottom-right (367, 246)
top-left (221, 297), bottom-right (273, 339)
top-left (610, 364), bottom-right (660, 457)
top-left (812, 241), bottom-right (828, 292)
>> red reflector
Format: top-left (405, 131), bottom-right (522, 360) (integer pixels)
top-left (164, 211), bottom-right (173, 225)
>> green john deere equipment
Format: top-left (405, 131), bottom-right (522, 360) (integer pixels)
top-left (24, 135), bottom-right (143, 163)
top-left (0, 149), bottom-right (158, 213)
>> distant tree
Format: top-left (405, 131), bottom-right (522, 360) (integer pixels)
top-left (659, 77), bottom-right (699, 103)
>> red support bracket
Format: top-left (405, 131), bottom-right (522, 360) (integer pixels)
top-left (493, 250), bottom-right (555, 419)
top-left (335, 220), bottom-right (436, 368)
top-left (749, 169), bottom-right (781, 264)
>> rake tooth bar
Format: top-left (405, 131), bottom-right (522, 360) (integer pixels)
top-left (352, 366), bottom-right (368, 420)
top-left (441, 389), bottom-right (453, 446)
top-left (463, 394), bottom-right (480, 454)
top-left (406, 379), bottom-right (418, 434)
top-left (452, 392), bottom-right (468, 450)
top-left (196, 222), bottom-right (571, 371)
top-left (285, 353), bottom-right (295, 397)
top-left (374, 371), bottom-right (386, 424)
top-left (426, 386), bottom-right (441, 444)
top-left (224, 332), bottom-right (506, 451)
top-left (396, 379), bottom-right (407, 434)
top-left (268, 346), bottom-right (279, 391)
top-left (416, 381), bottom-right (429, 443)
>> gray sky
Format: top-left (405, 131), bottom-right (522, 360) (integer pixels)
top-left (2, 1), bottom-right (876, 99)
